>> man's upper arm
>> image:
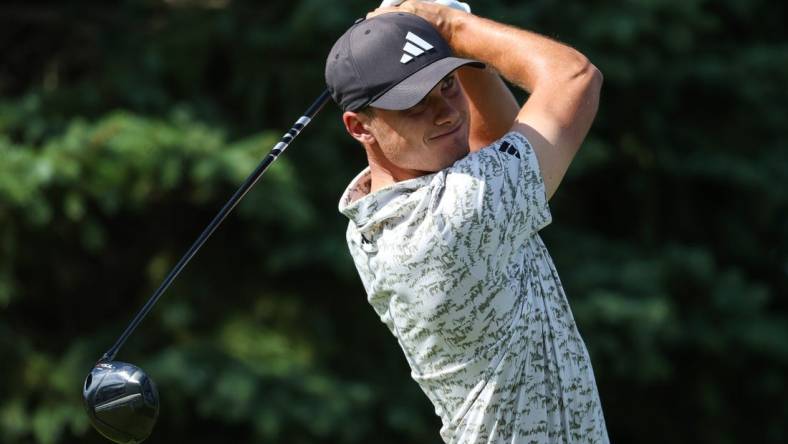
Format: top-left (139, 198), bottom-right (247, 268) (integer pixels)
top-left (457, 66), bottom-right (519, 151)
top-left (510, 64), bottom-right (603, 201)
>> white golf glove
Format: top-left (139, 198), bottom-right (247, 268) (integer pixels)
top-left (379, 0), bottom-right (471, 14)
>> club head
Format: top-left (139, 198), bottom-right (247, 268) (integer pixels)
top-left (83, 361), bottom-right (160, 444)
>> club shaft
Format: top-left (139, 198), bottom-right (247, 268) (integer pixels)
top-left (100, 89), bottom-right (332, 363)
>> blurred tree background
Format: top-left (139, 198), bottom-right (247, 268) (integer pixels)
top-left (1, 0), bottom-right (786, 443)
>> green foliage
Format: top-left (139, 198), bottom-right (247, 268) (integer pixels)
top-left (1, 0), bottom-right (786, 443)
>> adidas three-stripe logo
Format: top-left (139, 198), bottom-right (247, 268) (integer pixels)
top-left (499, 141), bottom-right (521, 159)
top-left (400, 32), bottom-right (434, 64)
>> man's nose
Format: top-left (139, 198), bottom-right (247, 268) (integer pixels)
top-left (433, 95), bottom-right (459, 126)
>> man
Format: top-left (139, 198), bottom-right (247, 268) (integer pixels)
top-left (325, 1), bottom-right (607, 442)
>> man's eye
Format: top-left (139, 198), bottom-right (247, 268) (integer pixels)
top-left (442, 76), bottom-right (456, 90)
top-left (407, 100), bottom-right (427, 115)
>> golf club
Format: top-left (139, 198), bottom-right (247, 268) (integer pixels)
top-left (83, 89), bottom-right (332, 444)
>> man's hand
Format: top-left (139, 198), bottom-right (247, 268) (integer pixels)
top-left (367, 0), bottom-right (464, 28)
top-left (379, 0), bottom-right (470, 13)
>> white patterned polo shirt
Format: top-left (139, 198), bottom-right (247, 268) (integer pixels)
top-left (338, 131), bottom-right (609, 443)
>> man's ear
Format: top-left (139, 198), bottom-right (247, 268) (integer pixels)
top-left (343, 111), bottom-right (376, 145)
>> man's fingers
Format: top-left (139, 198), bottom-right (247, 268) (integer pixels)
top-left (367, 1), bottom-right (422, 19)
top-left (435, 0), bottom-right (471, 13)
top-left (366, 6), bottom-right (400, 19)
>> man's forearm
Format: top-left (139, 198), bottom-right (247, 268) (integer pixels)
top-left (416, 4), bottom-right (594, 94)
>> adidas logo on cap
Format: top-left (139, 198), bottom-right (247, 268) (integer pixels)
top-left (400, 32), bottom-right (434, 64)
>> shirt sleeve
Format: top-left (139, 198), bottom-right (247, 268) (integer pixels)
top-left (427, 131), bottom-right (552, 259)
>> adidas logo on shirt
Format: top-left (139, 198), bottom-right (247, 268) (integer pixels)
top-left (499, 141), bottom-right (521, 159)
top-left (400, 32), bottom-right (434, 64)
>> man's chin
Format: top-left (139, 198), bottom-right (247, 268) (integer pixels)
top-left (447, 133), bottom-right (471, 159)
top-left (446, 143), bottom-right (471, 168)
top-left (432, 128), bottom-right (468, 148)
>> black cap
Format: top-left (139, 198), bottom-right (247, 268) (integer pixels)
top-left (325, 12), bottom-right (484, 112)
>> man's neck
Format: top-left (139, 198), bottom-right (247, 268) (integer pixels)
top-left (365, 145), bottom-right (421, 193)
top-left (368, 168), bottom-right (395, 193)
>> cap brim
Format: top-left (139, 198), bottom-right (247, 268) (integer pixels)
top-left (368, 57), bottom-right (485, 111)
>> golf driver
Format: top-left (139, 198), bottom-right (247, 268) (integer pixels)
top-left (83, 89), bottom-right (332, 444)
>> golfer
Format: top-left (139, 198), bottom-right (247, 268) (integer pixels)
top-left (326, 1), bottom-right (607, 442)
